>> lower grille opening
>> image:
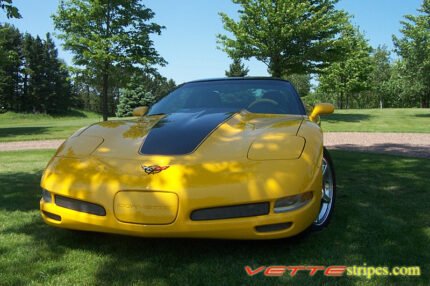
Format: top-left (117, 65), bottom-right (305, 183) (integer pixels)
top-left (190, 202), bottom-right (270, 221)
top-left (255, 222), bottom-right (292, 233)
top-left (42, 211), bottom-right (62, 221)
top-left (55, 195), bottom-right (106, 216)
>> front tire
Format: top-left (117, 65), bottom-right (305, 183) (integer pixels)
top-left (312, 147), bottom-right (336, 231)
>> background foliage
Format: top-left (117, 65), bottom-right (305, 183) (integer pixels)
top-left (52, 0), bottom-right (167, 120)
top-left (1, 0), bottom-right (430, 117)
top-left (225, 58), bottom-right (249, 77)
top-left (0, 24), bottom-right (72, 114)
top-left (115, 74), bottom-right (176, 117)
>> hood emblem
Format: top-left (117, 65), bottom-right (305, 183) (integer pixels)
top-left (142, 165), bottom-right (170, 175)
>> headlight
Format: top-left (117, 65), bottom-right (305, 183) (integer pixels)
top-left (274, 191), bottom-right (313, 213)
top-left (42, 189), bottom-right (52, 203)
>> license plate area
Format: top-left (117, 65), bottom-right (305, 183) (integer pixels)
top-left (114, 191), bottom-right (178, 224)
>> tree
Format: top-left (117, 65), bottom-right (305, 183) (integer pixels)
top-left (70, 67), bottom-right (101, 112)
top-left (225, 58), bottom-right (249, 77)
top-left (116, 73), bottom-right (175, 117)
top-left (0, 26), bottom-right (73, 114)
top-left (318, 26), bottom-right (373, 109)
top-left (0, 0), bottom-right (21, 19)
top-left (25, 35), bottom-right (50, 113)
top-left (386, 59), bottom-right (422, 108)
top-left (393, 0), bottom-right (430, 108)
top-left (135, 73), bottom-right (176, 100)
top-left (218, 0), bottom-right (349, 77)
top-left (43, 33), bottom-right (73, 113)
top-left (285, 74), bottom-right (311, 97)
top-left (116, 88), bottom-right (154, 117)
top-left (370, 46), bottom-right (392, 108)
top-left (0, 24), bottom-right (21, 112)
top-left (21, 33), bottom-right (32, 110)
top-left (52, 0), bottom-right (166, 121)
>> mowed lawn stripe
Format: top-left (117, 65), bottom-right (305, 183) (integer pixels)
top-left (321, 108), bottom-right (430, 133)
top-left (0, 110), bottom-right (102, 143)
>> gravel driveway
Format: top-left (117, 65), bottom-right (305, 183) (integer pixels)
top-left (0, 133), bottom-right (429, 159)
top-left (324, 132), bottom-right (430, 159)
top-left (0, 140), bottom-right (64, 152)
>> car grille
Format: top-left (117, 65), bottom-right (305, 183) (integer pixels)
top-left (55, 195), bottom-right (106, 216)
top-left (190, 202), bottom-right (270, 221)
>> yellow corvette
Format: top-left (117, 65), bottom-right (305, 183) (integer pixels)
top-left (40, 78), bottom-right (335, 239)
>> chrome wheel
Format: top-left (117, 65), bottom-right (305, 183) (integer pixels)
top-left (314, 157), bottom-right (334, 226)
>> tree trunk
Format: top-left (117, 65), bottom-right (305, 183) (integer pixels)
top-left (422, 93), bottom-right (430, 108)
top-left (427, 93), bottom-right (430, 108)
top-left (22, 73), bottom-right (28, 112)
top-left (355, 93), bottom-right (361, 109)
top-left (271, 69), bottom-right (282, 78)
top-left (269, 56), bottom-right (283, 78)
top-left (346, 93), bottom-right (349, 109)
top-left (102, 1), bottom-right (111, 121)
top-left (102, 68), bottom-right (109, 121)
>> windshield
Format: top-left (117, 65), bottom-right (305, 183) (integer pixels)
top-left (147, 79), bottom-right (306, 116)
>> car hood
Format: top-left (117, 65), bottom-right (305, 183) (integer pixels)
top-left (57, 110), bottom-right (305, 161)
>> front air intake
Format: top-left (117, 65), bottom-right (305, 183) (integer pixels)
top-left (42, 211), bottom-right (61, 221)
top-left (190, 202), bottom-right (270, 221)
top-left (255, 222), bottom-right (292, 233)
top-left (55, 195), bottom-right (106, 216)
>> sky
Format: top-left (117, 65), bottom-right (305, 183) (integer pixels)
top-left (2, 0), bottom-right (423, 84)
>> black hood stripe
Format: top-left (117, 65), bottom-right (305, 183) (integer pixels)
top-left (140, 111), bottom-right (234, 155)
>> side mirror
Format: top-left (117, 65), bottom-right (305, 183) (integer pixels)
top-left (132, 106), bottom-right (148, 117)
top-left (309, 103), bottom-right (334, 122)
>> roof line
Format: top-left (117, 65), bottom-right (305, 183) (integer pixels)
top-left (185, 77), bottom-right (290, 84)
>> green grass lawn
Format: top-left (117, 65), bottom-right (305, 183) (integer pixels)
top-left (321, 108), bottom-right (430, 133)
top-left (0, 150), bottom-right (428, 285)
top-left (0, 108), bottom-right (429, 143)
top-left (0, 110), bottom-right (104, 142)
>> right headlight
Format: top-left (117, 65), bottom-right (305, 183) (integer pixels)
top-left (55, 135), bottom-right (104, 158)
top-left (247, 134), bottom-right (305, 160)
top-left (274, 191), bottom-right (313, 213)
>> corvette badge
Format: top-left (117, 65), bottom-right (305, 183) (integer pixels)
top-left (142, 165), bottom-right (170, 175)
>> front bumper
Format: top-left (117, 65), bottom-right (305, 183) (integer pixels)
top-left (40, 194), bottom-right (320, 239)
top-left (40, 153), bottom-right (322, 239)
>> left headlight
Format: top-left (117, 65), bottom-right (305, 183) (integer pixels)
top-left (274, 191), bottom-right (313, 213)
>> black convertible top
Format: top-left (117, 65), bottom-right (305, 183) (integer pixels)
top-left (186, 77), bottom-right (291, 84)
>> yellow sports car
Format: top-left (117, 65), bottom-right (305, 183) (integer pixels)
top-left (40, 77), bottom-right (336, 239)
